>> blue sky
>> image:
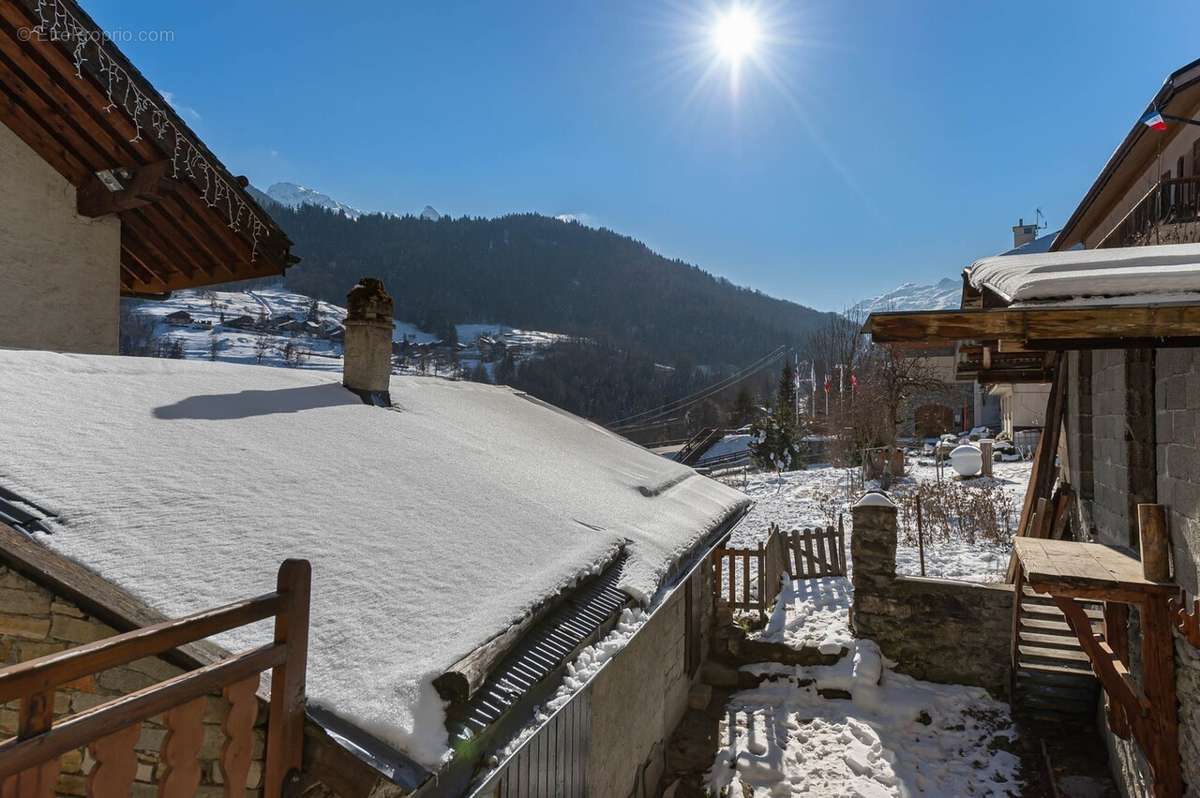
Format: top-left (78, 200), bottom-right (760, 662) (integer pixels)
top-left (89, 0), bottom-right (1197, 310)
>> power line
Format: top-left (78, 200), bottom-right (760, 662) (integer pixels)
top-left (607, 346), bottom-right (788, 430)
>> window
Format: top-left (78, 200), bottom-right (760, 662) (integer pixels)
top-left (1193, 139), bottom-right (1200, 175)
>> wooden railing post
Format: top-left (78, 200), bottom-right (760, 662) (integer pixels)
top-left (264, 559), bottom-right (311, 798)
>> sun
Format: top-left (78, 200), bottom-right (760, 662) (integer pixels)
top-left (711, 6), bottom-right (762, 63)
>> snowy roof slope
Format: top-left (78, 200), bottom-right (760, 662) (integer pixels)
top-left (0, 350), bottom-right (747, 768)
top-left (966, 242), bottom-right (1200, 305)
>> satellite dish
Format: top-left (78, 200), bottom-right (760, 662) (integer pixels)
top-left (949, 444), bottom-right (983, 477)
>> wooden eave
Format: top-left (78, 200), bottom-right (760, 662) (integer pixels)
top-left (0, 0), bottom-right (294, 294)
top-left (863, 304), bottom-right (1200, 351)
top-left (955, 344), bottom-right (1055, 384)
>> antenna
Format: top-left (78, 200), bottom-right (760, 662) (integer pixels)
top-left (1035, 208), bottom-right (1047, 231)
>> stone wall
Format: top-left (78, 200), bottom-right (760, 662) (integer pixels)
top-left (586, 564), bottom-right (709, 798)
top-left (0, 564), bottom-right (267, 797)
top-left (849, 495), bottom-right (1014, 695)
top-left (0, 119), bottom-right (121, 355)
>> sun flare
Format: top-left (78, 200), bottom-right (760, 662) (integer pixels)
top-left (711, 6), bottom-right (762, 63)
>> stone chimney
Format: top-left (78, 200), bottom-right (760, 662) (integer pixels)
top-left (1011, 217), bottom-right (1038, 249)
top-left (343, 278), bottom-right (394, 405)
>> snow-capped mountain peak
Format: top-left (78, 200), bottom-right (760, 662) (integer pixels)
top-left (420, 205), bottom-right (442, 221)
top-left (265, 182), bottom-right (363, 220)
top-left (851, 276), bottom-right (961, 314)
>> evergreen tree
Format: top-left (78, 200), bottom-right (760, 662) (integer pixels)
top-left (777, 361), bottom-right (797, 423)
top-left (732, 387), bottom-right (756, 427)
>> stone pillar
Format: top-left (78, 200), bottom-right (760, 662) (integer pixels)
top-left (343, 278), bottom-right (394, 404)
top-left (850, 491), bottom-right (897, 639)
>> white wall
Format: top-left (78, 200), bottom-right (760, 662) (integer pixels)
top-left (0, 121), bottom-right (121, 354)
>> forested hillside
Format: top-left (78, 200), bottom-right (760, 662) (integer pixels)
top-left (275, 204), bottom-right (831, 368)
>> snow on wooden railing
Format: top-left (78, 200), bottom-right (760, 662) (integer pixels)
top-left (0, 559), bottom-right (310, 798)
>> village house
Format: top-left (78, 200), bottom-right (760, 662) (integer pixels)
top-left (0, 4), bottom-right (756, 797)
top-left (163, 310), bottom-right (193, 327)
top-left (863, 57), bottom-right (1200, 798)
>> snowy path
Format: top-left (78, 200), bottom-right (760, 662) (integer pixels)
top-left (708, 651), bottom-right (1022, 797)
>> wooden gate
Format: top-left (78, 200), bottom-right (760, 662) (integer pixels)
top-left (0, 560), bottom-right (310, 798)
top-left (780, 518), bottom-right (846, 579)
top-left (712, 525), bottom-right (785, 615)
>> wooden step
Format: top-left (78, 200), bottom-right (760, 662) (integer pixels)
top-left (1018, 631), bottom-right (1095, 649)
top-left (1020, 602), bottom-right (1104, 622)
top-left (1017, 662), bottom-right (1096, 682)
top-left (1016, 681), bottom-right (1098, 705)
top-left (1019, 644), bottom-right (1092, 664)
top-left (1019, 616), bottom-right (1091, 635)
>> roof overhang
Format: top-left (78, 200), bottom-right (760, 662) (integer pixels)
top-left (1055, 58), bottom-right (1200, 250)
top-left (0, 0), bottom-right (294, 293)
top-left (864, 303), bottom-right (1200, 352)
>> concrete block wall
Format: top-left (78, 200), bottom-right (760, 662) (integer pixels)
top-left (849, 496), bottom-right (1014, 695)
top-left (0, 564), bottom-right (267, 798)
top-left (1068, 346), bottom-right (1200, 795)
top-left (586, 566), bottom-right (707, 798)
top-left (1090, 350), bottom-right (1130, 545)
top-left (1155, 348), bottom-right (1200, 794)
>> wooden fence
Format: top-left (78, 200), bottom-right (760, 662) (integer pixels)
top-left (0, 559), bottom-right (310, 798)
top-left (780, 519), bottom-right (847, 579)
top-left (712, 517), bottom-right (846, 615)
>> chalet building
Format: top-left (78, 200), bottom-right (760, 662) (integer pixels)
top-left (163, 310), bottom-right (193, 327)
top-left (0, 0), bottom-right (292, 355)
top-left (864, 58), bottom-right (1200, 798)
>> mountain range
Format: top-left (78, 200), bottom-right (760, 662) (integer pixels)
top-left (245, 181), bottom-right (832, 368)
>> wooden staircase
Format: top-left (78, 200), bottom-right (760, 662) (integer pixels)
top-left (1012, 579), bottom-right (1101, 724)
top-left (677, 427), bottom-right (725, 466)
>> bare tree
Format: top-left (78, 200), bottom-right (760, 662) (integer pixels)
top-left (253, 335), bottom-right (271, 364)
top-left (852, 343), bottom-right (947, 446)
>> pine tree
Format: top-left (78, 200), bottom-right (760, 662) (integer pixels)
top-left (777, 361), bottom-right (797, 423)
top-left (732, 387), bottom-right (756, 426)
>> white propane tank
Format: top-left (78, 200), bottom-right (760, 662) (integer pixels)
top-left (949, 444), bottom-right (983, 477)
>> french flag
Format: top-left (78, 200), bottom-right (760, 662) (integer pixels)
top-left (1141, 109), bottom-right (1168, 131)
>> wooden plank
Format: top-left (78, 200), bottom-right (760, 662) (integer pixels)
top-left (264, 560), bottom-right (311, 798)
top-left (789, 530), bottom-right (803, 578)
top-left (1141, 594), bottom-right (1182, 798)
top-left (0, 594), bottom-right (280, 703)
top-left (86, 723), bottom-right (140, 798)
top-left (742, 554), bottom-right (750, 609)
top-left (1104, 603), bottom-right (1131, 740)
top-left (1054, 597), bottom-right (1148, 723)
top-left (864, 304), bottom-right (1200, 346)
top-left (0, 645), bottom-right (285, 779)
top-left (815, 532), bottom-right (829, 576)
top-left (804, 535), bottom-right (815, 581)
top-left (220, 677), bottom-right (258, 798)
top-left (836, 517), bottom-right (847, 577)
top-left (727, 554), bottom-right (735, 606)
top-left (0, 524), bottom-right (231, 674)
top-left (159, 697), bottom-right (207, 798)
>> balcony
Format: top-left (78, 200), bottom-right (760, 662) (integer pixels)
top-left (1098, 176), bottom-right (1200, 248)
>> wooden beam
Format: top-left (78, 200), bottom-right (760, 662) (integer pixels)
top-left (865, 305), bottom-right (1200, 346)
top-left (76, 161), bottom-right (181, 217)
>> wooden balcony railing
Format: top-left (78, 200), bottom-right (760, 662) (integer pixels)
top-left (0, 559), bottom-right (310, 798)
top-left (1098, 176), bottom-right (1200, 248)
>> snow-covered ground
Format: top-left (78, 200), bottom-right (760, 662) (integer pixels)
top-left (723, 458), bottom-right (1031, 583)
top-left (704, 458), bottom-right (1030, 795)
top-left (709, 636), bottom-right (1022, 796)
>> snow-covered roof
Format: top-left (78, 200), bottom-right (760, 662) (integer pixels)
top-left (966, 242), bottom-right (1200, 307)
top-left (0, 350), bottom-right (747, 769)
